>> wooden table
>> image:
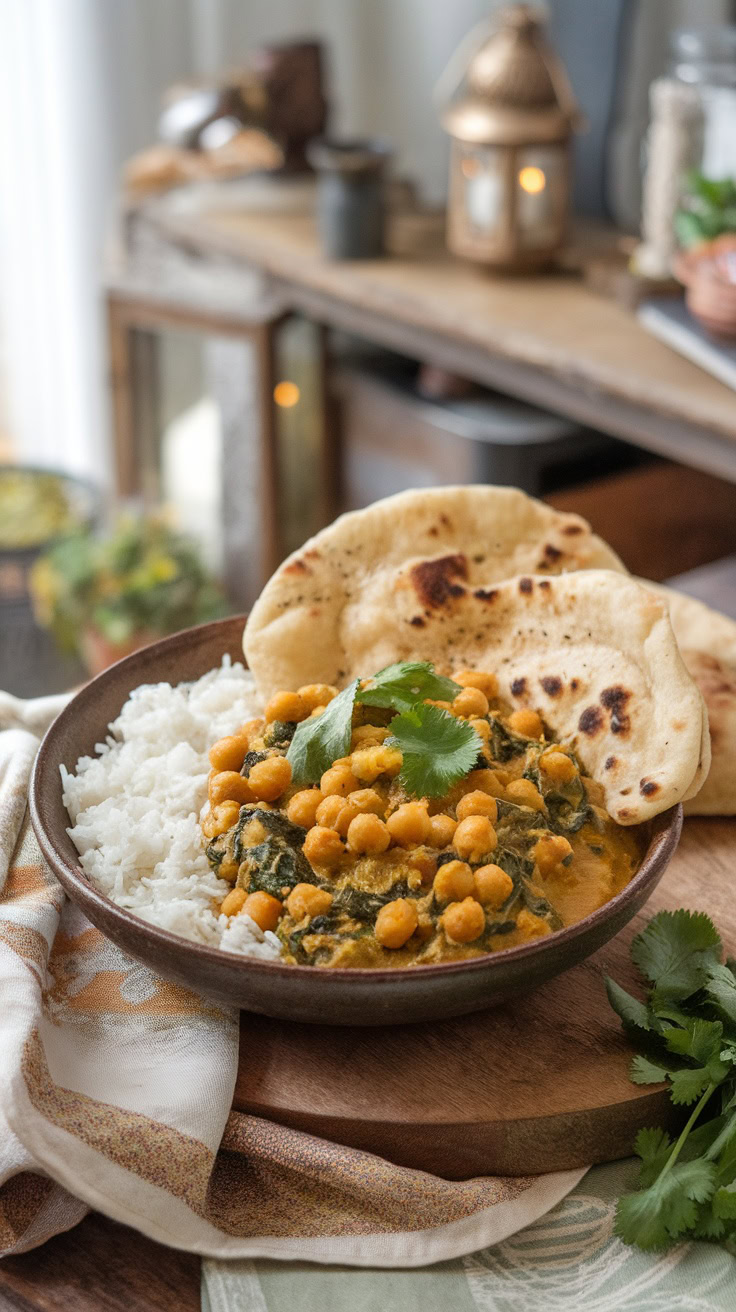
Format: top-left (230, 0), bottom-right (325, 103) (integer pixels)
top-left (150, 205), bottom-right (736, 481)
top-left (2, 554), bottom-right (734, 1311)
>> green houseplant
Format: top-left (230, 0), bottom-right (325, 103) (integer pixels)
top-left (31, 512), bottom-right (227, 674)
top-left (675, 170), bottom-right (736, 250)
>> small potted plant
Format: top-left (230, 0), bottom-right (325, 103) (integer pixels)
top-left (30, 512), bottom-right (228, 675)
top-left (674, 171), bottom-right (736, 338)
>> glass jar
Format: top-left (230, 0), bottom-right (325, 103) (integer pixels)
top-left (670, 27), bottom-right (736, 178)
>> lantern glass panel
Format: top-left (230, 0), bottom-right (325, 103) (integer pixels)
top-left (515, 145), bottom-right (567, 247)
top-left (459, 145), bottom-right (506, 236)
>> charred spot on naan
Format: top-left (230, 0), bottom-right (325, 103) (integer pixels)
top-left (600, 686), bottom-right (632, 736)
top-left (578, 706), bottom-right (604, 736)
top-left (540, 676), bottom-right (563, 697)
top-left (409, 554), bottom-right (468, 609)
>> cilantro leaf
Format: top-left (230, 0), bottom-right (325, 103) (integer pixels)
top-left (635, 1126), bottom-right (675, 1186)
top-left (669, 1067), bottom-right (714, 1106)
top-left (356, 662), bottom-right (462, 714)
top-left (615, 1159), bottom-right (717, 1250)
top-left (630, 1055), bottom-right (671, 1085)
top-left (605, 977), bottom-right (652, 1031)
top-left (287, 680), bottom-right (358, 786)
top-left (713, 1183), bottom-right (736, 1220)
top-left (704, 962), bottom-right (736, 1025)
top-left (631, 910), bottom-right (722, 1001)
top-left (387, 704), bottom-right (482, 799)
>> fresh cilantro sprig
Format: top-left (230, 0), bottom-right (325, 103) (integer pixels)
top-left (387, 704), bottom-right (482, 799)
top-left (357, 662), bottom-right (463, 714)
top-left (287, 680), bottom-right (359, 786)
top-left (606, 909), bottom-right (736, 1252)
top-left (286, 661), bottom-right (479, 794)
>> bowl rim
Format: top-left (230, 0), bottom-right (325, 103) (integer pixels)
top-left (29, 615), bottom-right (683, 989)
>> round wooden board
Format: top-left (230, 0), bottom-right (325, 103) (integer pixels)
top-left (234, 819), bottom-right (735, 1177)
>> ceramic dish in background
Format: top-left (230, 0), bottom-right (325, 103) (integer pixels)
top-left (30, 615), bottom-right (682, 1026)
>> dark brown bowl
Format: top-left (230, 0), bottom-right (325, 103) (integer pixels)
top-left (30, 616), bottom-right (682, 1026)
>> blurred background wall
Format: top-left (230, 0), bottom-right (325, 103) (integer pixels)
top-left (0, 0), bottom-right (734, 484)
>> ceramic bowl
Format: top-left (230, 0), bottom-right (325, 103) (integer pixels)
top-left (30, 616), bottom-right (682, 1026)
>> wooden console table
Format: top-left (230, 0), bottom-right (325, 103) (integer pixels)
top-left (105, 200), bottom-right (736, 603)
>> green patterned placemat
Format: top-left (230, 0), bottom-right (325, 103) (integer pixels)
top-left (202, 1160), bottom-right (736, 1311)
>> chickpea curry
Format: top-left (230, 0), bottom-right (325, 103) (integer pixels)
top-left (201, 662), bottom-right (646, 969)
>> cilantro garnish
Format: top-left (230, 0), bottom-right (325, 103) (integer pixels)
top-left (287, 680), bottom-right (359, 786)
top-left (387, 703), bottom-right (482, 798)
top-left (285, 661), bottom-right (480, 794)
top-left (606, 909), bottom-right (736, 1252)
top-left (356, 663), bottom-right (462, 714)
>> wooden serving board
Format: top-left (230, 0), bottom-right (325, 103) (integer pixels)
top-left (234, 819), bottom-right (735, 1177)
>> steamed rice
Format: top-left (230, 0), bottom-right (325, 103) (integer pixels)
top-left (62, 659), bottom-right (282, 960)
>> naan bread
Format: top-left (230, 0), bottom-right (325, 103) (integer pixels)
top-left (243, 486), bottom-right (709, 823)
top-left (245, 486), bottom-right (624, 698)
top-left (645, 583), bottom-right (736, 815)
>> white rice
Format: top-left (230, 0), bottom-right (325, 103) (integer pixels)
top-left (62, 659), bottom-right (282, 960)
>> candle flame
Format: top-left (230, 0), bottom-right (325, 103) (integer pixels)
top-left (518, 166), bottom-right (546, 194)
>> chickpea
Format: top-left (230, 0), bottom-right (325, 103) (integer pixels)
top-left (241, 717), bottom-right (264, 746)
top-left (221, 887), bottom-right (247, 917)
top-left (347, 813), bottom-right (391, 855)
top-left (464, 768), bottom-right (503, 797)
top-left (505, 778), bottom-right (546, 812)
top-left (540, 751), bottom-right (577, 784)
top-left (452, 687), bottom-right (489, 719)
top-left (386, 801), bottom-right (431, 848)
top-left (249, 755), bottom-right (292, 802)
top-left (456, 791), bottom-right (498, 824)
top-left (210, 800), bottom-right (241, 837)
top-left (428, 813), bottom-right (457, 849)
top-left (264, 691), bottom-right (307, 724)
top-left (516, 908), bottom-right (550, 940)
top-left (474, 863), bottom-right (514, 908)
top-left (374, 898), bottom-right (418, 949)
top-left (347, 788), bottom-right (385, 817)
top-left (208, 733), bottom-right (249, 773)
top-left (508, 708), bottom-right (544, 739)
top-left (442, 897), bottom-right (486, 944)
top-left (320, 763), bottom-right (360, 797)
top-left (209, 771), bottom-right (254, 807)
top-left (332, 801), bottom-right (360, 837)
top-left (350, 745), bottom-right (403, 783)
top-left (453, 669), bottom-right (499, 699)
top-left (286, 789), bottom-right (323, 828)
top-left (297, 683), bottom-right (338, 713)
top-left (286, 882), bottom-right (334, 920)
top-left (532, 833), bottom-right (573, 877)
top-left (454, 815), bottom-right (497, 863)
top-left (425, 698), bottom-right (453, 712)
top-left (433, 859), bottom-right (474, 903)
top-left (315, 795), bottom-right (347, 829)
top-left (243, 890), bottom-right (283, 932)
top-left (408, 850), bottom-right (437, 885)
top-left (469, 718), bottom-right (491, 747)
top-left (303, 825), bottom-right (344, 868)
top-left (351, 724), bottom-right (389, 747)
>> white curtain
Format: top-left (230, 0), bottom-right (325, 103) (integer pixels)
top-left (0, 0), bottom-right (732, 484)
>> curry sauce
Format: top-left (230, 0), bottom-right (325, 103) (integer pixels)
top-left (201, 669), bottom-right (646, 969)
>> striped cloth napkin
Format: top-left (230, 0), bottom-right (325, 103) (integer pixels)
top-left (0, 689), bottom-right (584, 1265)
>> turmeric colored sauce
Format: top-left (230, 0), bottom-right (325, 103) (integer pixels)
top-left (202, 670), bottom-right (646, 969)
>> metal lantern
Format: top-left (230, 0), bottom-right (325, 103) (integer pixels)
top-left (441, 5), bottom-right (581, 272)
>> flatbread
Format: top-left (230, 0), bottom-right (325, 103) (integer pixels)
top-left (645, 583), bottom-right (736, 815)
top-left (243, 486), bottom-right (709, 824)
top-left (244, 486), bottom-right (625, 698)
